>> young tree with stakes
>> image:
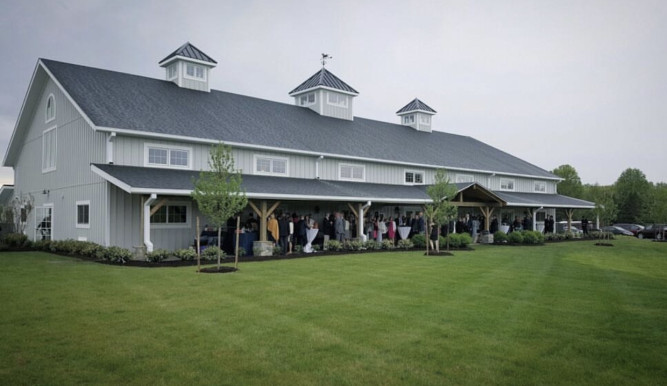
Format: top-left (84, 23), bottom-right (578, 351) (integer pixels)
top-left (424, 170), bottom-right (458, 255)
top-left (191, 144), bottom-right (247, 271)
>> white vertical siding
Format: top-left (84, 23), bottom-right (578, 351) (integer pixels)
top-left (13, 78), bottom-right (108, 244)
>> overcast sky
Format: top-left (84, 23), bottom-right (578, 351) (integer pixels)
top-left (1, 0), bottom-right (666, 187)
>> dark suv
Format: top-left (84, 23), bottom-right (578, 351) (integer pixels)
top-left (636, 224), bottom-right (667, 240)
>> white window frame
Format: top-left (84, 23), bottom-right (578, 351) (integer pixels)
top-left (456, 174), bottom-right (475, 183)
top-left (144, 143), bottom-right (192, 169)
top-left (299, 93), bottom-right (316, 106)
top-left (167, 63), bottom-right (178, 80)
top-left (150, 202), bottom-right (191, 229)
top-left (253, 154), bottom-right (289, 176)
top-left (404, 170), bottom-right (425, 185)
top-left (500, 178), bottom-right (515, 191)
top-left (184, 63), bottom-right (206, 81)
top-left (76, 200), bottom-right (90, 229)
top-left (419, 114), bottom-right (431, 125)
top-left (534, 181), bottom-right (547, 193)
top-left (42, 126), bottom-right (57, 173)
top-left (339, 163), bottom-right (365, 182)
top-left (327, 92), bottom-right (348, 107)
top-left (402, 115), bottom-right (415, 124)
top-left (45, 94), bottom-right (56, 123)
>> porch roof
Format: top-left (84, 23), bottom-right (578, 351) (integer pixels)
top-left (494, 191), bottom-right (595, 209)
top-left (91, 164), bottom-right (432, 204)
top-left (91, 164), bottom-right (592, 208)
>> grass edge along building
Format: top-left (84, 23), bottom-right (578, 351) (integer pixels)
top-left (2, 42), bottom-right (595, 254)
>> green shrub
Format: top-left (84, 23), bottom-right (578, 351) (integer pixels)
top-left (364, 240), bottom-right (382, 250)
top-left (49, 239), bottom-right (82, 255)
top-left (381, 240), bottom-right (395, 250)
top-left (272, 246), bottom-right (282, 255)
top-left (411, 234), bottom-right (426, 248)
top-left (397, 239), bottom-right (414, 249)
top-left (344, 240), bottom-right (364, 251)
top-left (104, 246), bottom-right (133, 264)
top-left (174, 248), bottom-right (197, 261)
top-left (312, 244), bottom-right (321, 251)
top-left (458, 233), bottom-right (472, 247)
top-left (202, 246), bottom-right (223, 261)
top-left (33, 239), bottom-right (52, 251)
top-left (521, 231), bottom-right (541, 245)
top-left (447, 233), bottom-right (461, 248)
top-left (494, 231), bottom-right (508, 243)
top-left (237, 247), bottom-right (247, 257)
top-left (508, 232), bottom-right (524, 244)
top-left (326, 240), bottom-right (343, 251)
top-left (146, 248), bottom-right (170, 263)
top-left (2, 233), bottom-right (29, 248)
top-left (294, 245), bottom-right (303, 253)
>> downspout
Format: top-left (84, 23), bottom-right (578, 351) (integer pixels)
top-left (106, 132), bottom-right (116, 164)
top-left (358, 200), bottom-right (371, 241)
top-left (144, 193), bottom-right (157, 252)
top-left (533, 206), bottom-right (543, 231)
top-left (315, 155), bottom-right (324, 179)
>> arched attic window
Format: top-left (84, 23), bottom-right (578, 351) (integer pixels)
top-left (45, 94), bottom-right (55, 123)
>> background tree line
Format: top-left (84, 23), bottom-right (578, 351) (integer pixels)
top-left (552, 165), bottom-right (667, 225)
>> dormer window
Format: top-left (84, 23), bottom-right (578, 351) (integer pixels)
top-left (420, 115), bottom-right (430, 125)
top-left (167, 64), bottom-right (178, 80)
top-left (339, 163), bottom-right (365, 181)
top-left (299, 93), bottom-right (315, 106)
top-left (402, 115), bottom-right (414, 124)
top-left (45, 94), bottom-right (55, 123)
top-left (327, 93), bottom-right (348, 107)
top-left (185, 63), bottom-right (205, 80)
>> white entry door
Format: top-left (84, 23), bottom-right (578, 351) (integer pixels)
top-left (35, 205), bottom-right (53, 241)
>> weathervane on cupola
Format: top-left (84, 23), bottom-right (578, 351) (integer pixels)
top-left (321, 53), bottom-right (332, 67)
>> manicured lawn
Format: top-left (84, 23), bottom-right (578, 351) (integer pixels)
top-left (1, 238), bottom-right (666, 385)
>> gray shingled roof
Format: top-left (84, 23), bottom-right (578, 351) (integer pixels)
top-left (494, 191), bottom-right (594, 208)
top-left (92, 164), bottom-right (431, 203)
top-left (43, 59), bottom-right (557, 179)
top-left (158, 42), bottom-right (217, 65)
top-left (0, 185), bottom-right (14, 206)
top-left (396, 98), bottom-right (437, 115)
top-left (288, 68), bottom-right (359, 95)
top-left (93, 164), bottom-right (590, 208)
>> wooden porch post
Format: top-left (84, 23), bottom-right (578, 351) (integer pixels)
top-left (248, 200), bottom-right (281, 242)
top-left (478, 206), bottom-right (494, 231)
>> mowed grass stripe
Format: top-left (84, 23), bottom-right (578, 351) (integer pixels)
top-left (1, 238), bottom-right (666, 385)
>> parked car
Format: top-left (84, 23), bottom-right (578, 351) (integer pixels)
top-left (613, 223), bottom-right (645, 236)
top-left (601, 226), bottom-right (634, 236)
top-left (636, 224), bottom-right (667, 240)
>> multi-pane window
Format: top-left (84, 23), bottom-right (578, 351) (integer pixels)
top-left (327, 93), bottom-right (347, 107)
top-left (255, 156), bottom-right (288, 175)
top-left (420, 115), bottom-right (430, 125)
top-left (299, 93), bottom-right (315, 106)
top-left (76, 201), bottom-right (90, 228)
top-left (151, 204), bottom-right (188, 225)
top-left (185, 64), bottom-right (205, 80)
top-left (145, 145), bottom-right (190, 168)
top-left (500, 178), bottom-right (515, 191)
top-left (405, 171), bottom-right (424, 184)
top-left (402, 115), bottom-right (415, 124)
top-left (42, 127), bottom-right (57, 172)
top-left (340, 164), bottom-right (365, 181)
top-left (167, 64), bottom-right (177, 79)
top-left (456, 174), bottom-right (474, 183)
top-left (534, 181), bottom-right (546, 192)
top-left (46, 95), bottom-right (55, 123)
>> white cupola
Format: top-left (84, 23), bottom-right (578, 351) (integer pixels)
top-left (159, 42), bottom-right (217, 92)
top-left (289, 61), bottom-right (359, 121)
top-left (396, 98), bottom-right (437, 132)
